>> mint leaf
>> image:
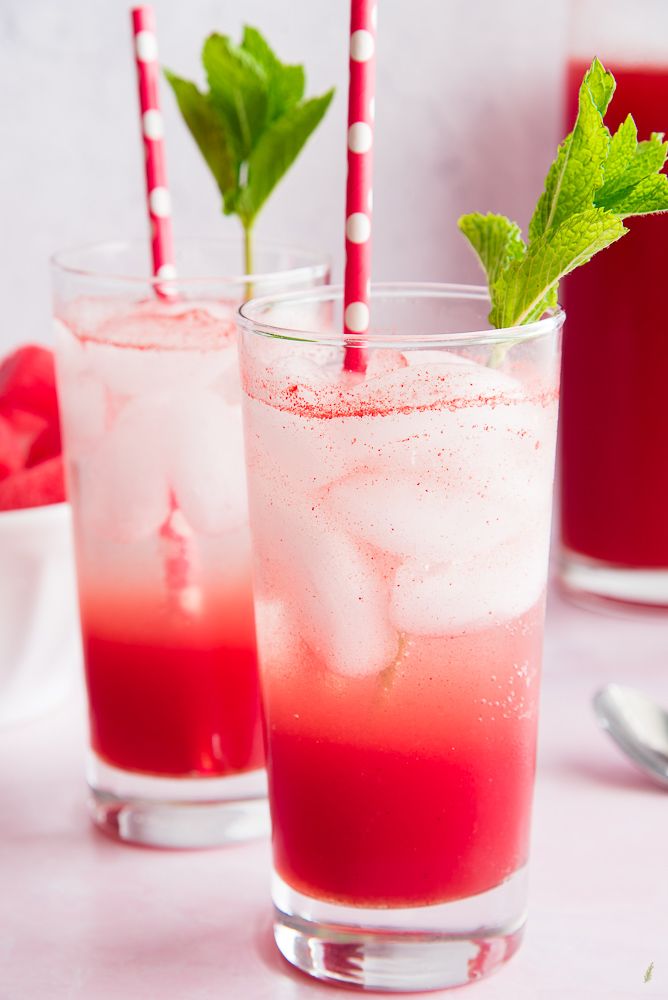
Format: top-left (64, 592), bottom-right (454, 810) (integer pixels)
top-left (241, 26), bottom-right (305, 121)
top-left (583, 57), bottom-right (616, 117)
top-left (163, 70), bottom-right (238, 212)
top-left (529, 58), bottom-right (615, 241)
top-left (202, 33), bottom-right (269, 162)
top-left (600, 173), bottom-right (668, 216)
top-left (491, 208), bottom-right (626, 328)
top-left (164, 25), bottom-right (334, 272)
top-left (459, 58), bottom-right (668, 332)
top-left (458, 213), bottom-right (526, 288)
top-left (236, 90), bottom-right (335, 225)
top-left (597, 115), bottom-right (639, 191)
top-left (595, 122), bottom-right (668, 215)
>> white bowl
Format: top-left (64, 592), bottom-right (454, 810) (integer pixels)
top-left (0, 501), bottom-right (81, 727)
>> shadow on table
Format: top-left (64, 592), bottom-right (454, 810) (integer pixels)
top-left (544, 753), bottom-right (665, 796)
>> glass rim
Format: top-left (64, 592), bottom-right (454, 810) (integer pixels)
top-left (49, 236), bottom-right (331, 287)
top-left (238, 282), bottom-right (565, 348)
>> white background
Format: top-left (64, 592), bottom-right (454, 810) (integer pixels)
top-left (0, 0), bottom-right (569, 348)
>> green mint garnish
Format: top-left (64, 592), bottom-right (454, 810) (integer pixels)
top-left (459, 58), bottom-right (668, 331)
top-left (165, 26), bottom-right (334, 274)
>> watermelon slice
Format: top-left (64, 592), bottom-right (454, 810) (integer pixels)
top-left (0, 456), bottom-right (66, 511)
top-left (0, 345), bottom-right (66, 509)
top-left (1, 407), bottom-right (48, 462)
top-left (0, 346), bottom-right (59, 423)
top-left (26, 420), bottom-right (62, 468)
top-left (0, 415), bottom-right (22, 480)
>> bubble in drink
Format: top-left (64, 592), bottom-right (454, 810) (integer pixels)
top-left (167, 390), bottom-right (248, 535)
top-left (390, 529), bottom-right (549, 636)
top-left (55, 298), bottom-right (263, 779)
top-left (241, 334), bottom-right (560, 910)
top-left (79, 394), bottom-right (171, 542)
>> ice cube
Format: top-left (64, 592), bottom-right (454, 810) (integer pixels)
top-left (68, 302), bottom-right (237, 398)
top-left (78, 396), bottom-right (170, 542)
top-left (82, 340), bottom-right (230, 398)
top-left (57, 372), bottom-right (107, 460)
top-left (401, 349), bottom-right (475, 368)
top-left (242, 396), bottom-right (355, 493)
top-left (390, 529), bottom-right (549, 635)
top-left (253, 597), bottom-right (296, 677)
top-left (59, 297), bottom-right (128, 335)
top-left (167, 390), bottom-right (248, 536)
top-left (355, 370), bottom-right (555, 509)
top-left (210, 347), bottom-right (243, 406)
top-left (326, 471), bottom-right (549, 562)
top-left (246, 472), bottom-right (397, 677)
top-left (289, 519), bottom-right (397, 677)
top-left (244, 353), bottom-right (556, 526)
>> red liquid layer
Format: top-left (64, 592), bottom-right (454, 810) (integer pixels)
top-left (266, 606), bottom-right (543, 908)
top-left (82, 585), bottom-right (263, 777)
top-left (560, 61), bottom-right (668, 567)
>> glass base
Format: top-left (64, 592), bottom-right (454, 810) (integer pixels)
top-left (272, 867), bottom-right (527, 992)
top-left (559, 549), bottom-right (668, 609)
top-left (87, 753), bottom-right (270, 848)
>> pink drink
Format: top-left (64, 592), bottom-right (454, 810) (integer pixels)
top-left (239, 285), bottom-right (562, 990)
top-left (55, 295), bottom-right (265, 842)
top-left (265, 608), bottom-right (544, 907)
top-left (52, 239), bottom-right (328, 848)
top-left (80, 569), bottom-right (261, 778)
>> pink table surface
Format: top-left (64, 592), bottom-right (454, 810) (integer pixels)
top-left (1, 586), bottom-right (667, 1000)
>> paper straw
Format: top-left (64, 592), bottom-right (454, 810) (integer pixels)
top-left (131, 7), bottom-right (188, 602)
top-left (343, 0), bottom-right (377, 374)
top-left (131, 6), bottom-right (177, 285)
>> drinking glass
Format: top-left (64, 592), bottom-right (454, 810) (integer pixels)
top-left (238, 283), bottom-right (563, 990)
top-left (560, 0), bottom-right (668, 606)
top-left (51, 238), bottom-right (328, 848)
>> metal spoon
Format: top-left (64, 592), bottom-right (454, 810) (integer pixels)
top-left (593, 684), bottom-right (668, 788)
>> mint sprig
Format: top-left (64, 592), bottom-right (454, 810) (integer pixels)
top-left (165, 27), bottom-right (334, 274)
top-left (459, 58), bottom-right (668, 331)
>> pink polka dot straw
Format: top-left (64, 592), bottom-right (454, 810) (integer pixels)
top-left (343, 0), bottom-right (377, 374)
top-left (131, 6), bottom-right (176, 287)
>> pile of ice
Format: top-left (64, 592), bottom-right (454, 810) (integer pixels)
top-left (55, 301), bottom-right (247, 542)
top-left (245, 350), bottom-right (557, 677)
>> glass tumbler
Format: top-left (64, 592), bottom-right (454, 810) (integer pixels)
top-left (51, 238), bottom-right (328, 848)
top-left (238, 284), bottom-right (563, 991)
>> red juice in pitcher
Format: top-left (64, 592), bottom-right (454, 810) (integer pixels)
top-left (560, 60), bottom-right (668, 596)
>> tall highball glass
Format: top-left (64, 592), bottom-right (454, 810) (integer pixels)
top-left (238, 284), bottom-right (563, 991)
top-left (51, 238), bottom-right (328, 848)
